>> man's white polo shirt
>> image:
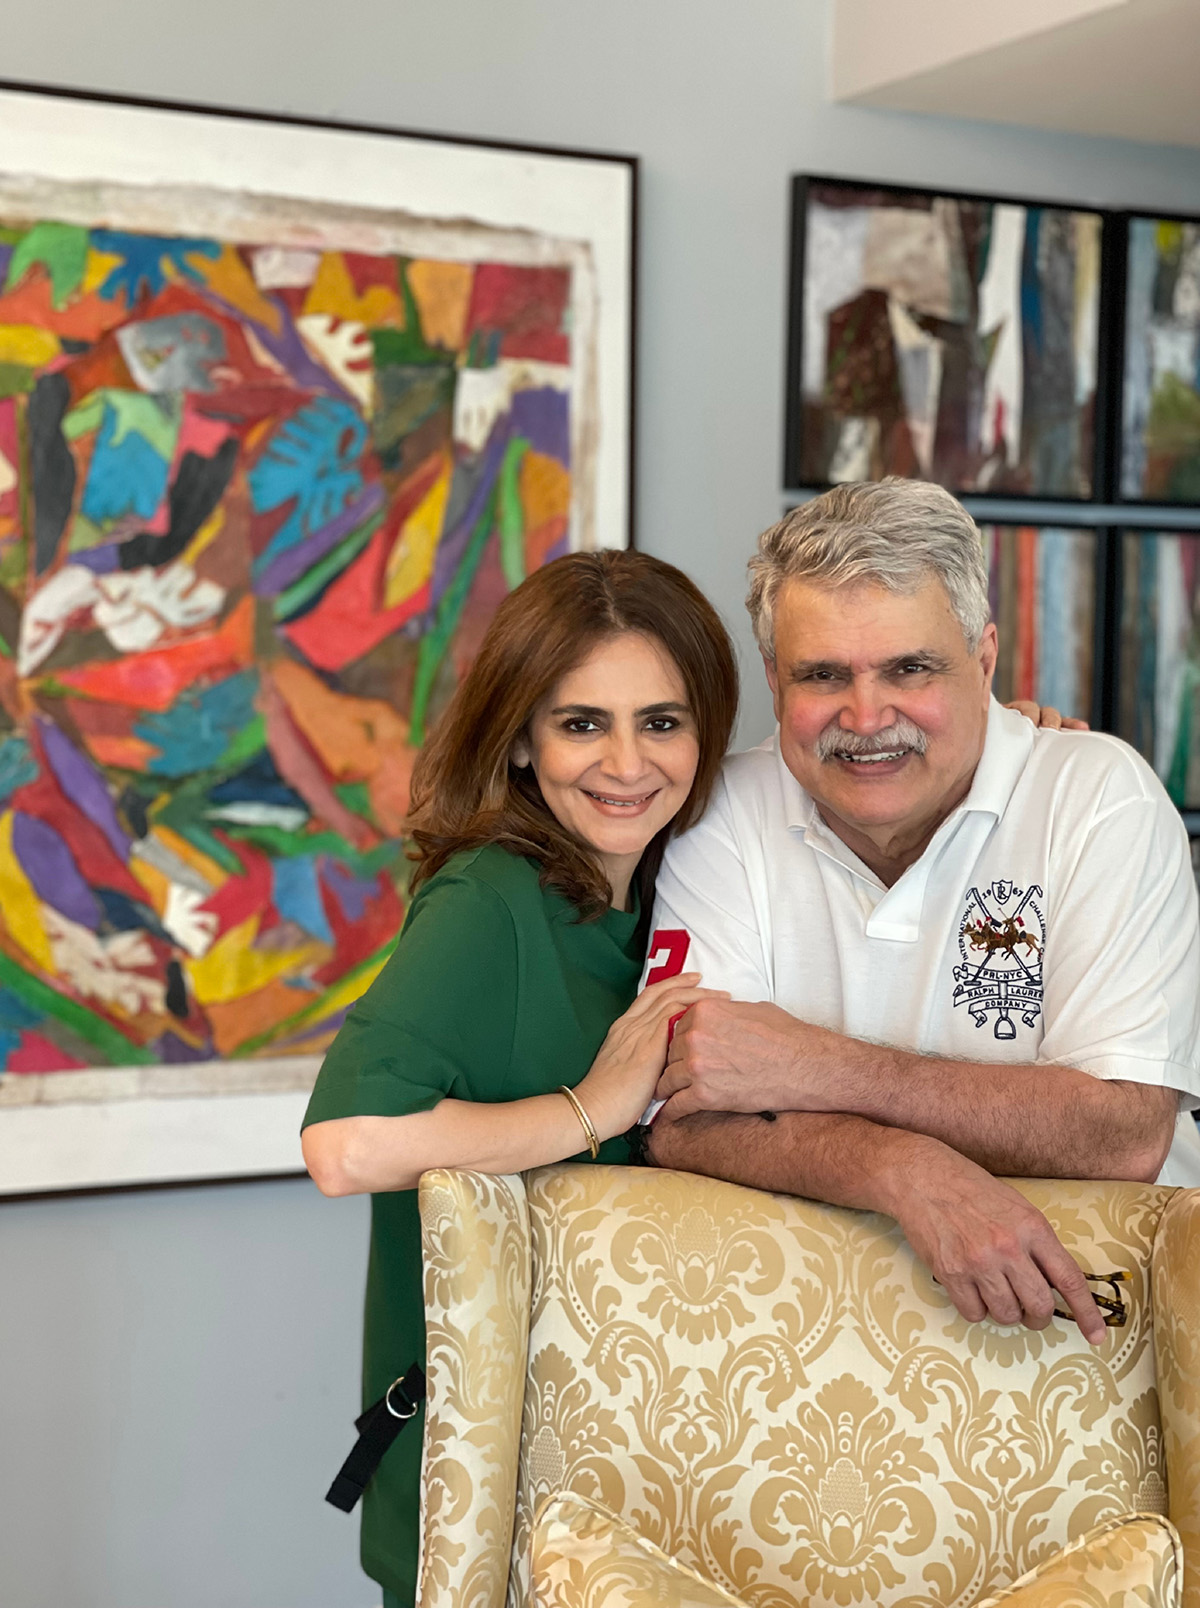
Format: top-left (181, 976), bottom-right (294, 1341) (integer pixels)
top-left (645, 700), bottom-right (1200, 1186)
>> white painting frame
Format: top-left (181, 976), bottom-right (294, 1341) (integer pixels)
top-left (0, 83), bottom-right (636, 1196)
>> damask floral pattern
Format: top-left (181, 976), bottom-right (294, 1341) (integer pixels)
top-left (417, 1166), bottom-right (1199, 1608)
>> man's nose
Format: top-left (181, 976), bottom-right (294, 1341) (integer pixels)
top-left (838, 678), bottom-right (895, 734)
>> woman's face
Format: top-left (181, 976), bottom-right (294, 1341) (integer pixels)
top-left (513, 632), bottom-right (700, 898)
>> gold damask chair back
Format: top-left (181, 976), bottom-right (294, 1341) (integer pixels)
top-left (415, 1164), bottom-right (1200, 1608)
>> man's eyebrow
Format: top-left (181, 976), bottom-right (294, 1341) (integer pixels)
top-left (787, 651), bottom-right (952, 682)
top-left (787, 659), bottom-right (849, 682)
top-left (879, 651), bottom-right (953, 674)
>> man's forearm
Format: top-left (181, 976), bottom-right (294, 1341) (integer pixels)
top-left (660, 1000), bottom-right (1178, 1183)
top-left (645, 1107), bottom-right (933, 1216)
top-left (823, 1038), bottom-right (1175, 1181)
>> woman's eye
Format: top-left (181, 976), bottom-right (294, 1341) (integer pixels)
top-left (562, 718), bottom-right (601, 734)
top-left (644, 717), bottom-right (681, 733)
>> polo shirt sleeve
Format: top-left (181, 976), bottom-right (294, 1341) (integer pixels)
top-left (302, 871), bottom-right (519, 1127)
top-left (643, 784), bottom-right (773, 1002)
top-left (1039, 794), bottom-right (1200, 1106)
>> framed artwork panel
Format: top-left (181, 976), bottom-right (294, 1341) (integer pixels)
top-left (786, 176), bottom-right (1108, 500)
top-left (1119, 211), bottom-right (1200, 504)
top-left (1116, 530), bottom-right (1200, 807)
top-left (0, 84), bottom-right (636, 1195)
top-left (981, 523), bottom-right (1098, 726)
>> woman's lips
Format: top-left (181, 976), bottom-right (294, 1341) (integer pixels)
top-left (582, 788), bottom-right (658, 816)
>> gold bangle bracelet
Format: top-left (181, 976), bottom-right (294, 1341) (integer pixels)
top-left (558, 1084), bottom-right (600, 1159)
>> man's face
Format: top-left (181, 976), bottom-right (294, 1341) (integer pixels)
top-left (766, 576), bottom-right (997, 851)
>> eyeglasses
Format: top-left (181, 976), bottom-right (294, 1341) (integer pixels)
top-left (1053, 1270), bottom-right (1130, 1328)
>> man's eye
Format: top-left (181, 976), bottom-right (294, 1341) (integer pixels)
top-left (895, 662), bottom-right (931, 676)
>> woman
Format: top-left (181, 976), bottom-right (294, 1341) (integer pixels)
top-left (301, 548), bottom-right (739, 1608)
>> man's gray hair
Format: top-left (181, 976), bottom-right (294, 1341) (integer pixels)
top-left (746, 478), bottom-right (990, 659)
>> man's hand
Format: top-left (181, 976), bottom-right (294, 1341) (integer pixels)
top-left (1005, 699), bottom-right (1089, 731)
top-left (889, 1142), bottom-right (1107, 1344)
top-left (646, 1105), bottom-right (1107, 1344)
top-left (656, 998), bottom-right (842, 1118)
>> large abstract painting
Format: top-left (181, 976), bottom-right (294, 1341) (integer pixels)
top-left (981, 524), bottom-right (1097, 724)
top-left (1120, 213), bottom-right (1200, 503)
top-left (0, 87), bottom-right (634, 1193)
top-left (787, 177), bottom-right (1105, 498)
top-left (1117, 531), bottom-right (1200, 806)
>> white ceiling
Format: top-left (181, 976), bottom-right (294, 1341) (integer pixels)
top-left (833, 0), bottom-right (1200, 149)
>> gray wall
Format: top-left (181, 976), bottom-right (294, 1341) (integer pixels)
top-left (2, 3), bottom-right (1200, 1605)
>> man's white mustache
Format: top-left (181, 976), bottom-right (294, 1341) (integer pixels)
top-left (816, 717), bottom-right (929, 762)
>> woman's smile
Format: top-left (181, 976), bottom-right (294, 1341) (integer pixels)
top-left (582, 787), bottom-right (661, 813)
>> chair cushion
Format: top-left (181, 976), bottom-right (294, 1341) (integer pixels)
top-left (973, 1511), bottom-right (1181, 1608)
top-left (530, 1492), bottom-right (749, 1607)
top-left (532, 1497), bottom-right (1181, 1608)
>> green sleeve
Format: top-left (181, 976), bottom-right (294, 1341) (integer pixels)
top-left (302, 870), bottom-right (519, 1128)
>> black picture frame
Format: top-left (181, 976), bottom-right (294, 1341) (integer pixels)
top-left (784, 174), bottom-right (1116, 504)
top-left (1111, 526), bottom-right (1200, 811)
top-left (1113, 206), bottom-right (1200, 508)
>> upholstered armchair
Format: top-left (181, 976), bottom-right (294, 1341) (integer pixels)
top-left (414, 1165), bottom-right (1200, 1608)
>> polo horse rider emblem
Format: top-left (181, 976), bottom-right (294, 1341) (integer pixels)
top-left (953, 879), bottom-right (1045, 1040)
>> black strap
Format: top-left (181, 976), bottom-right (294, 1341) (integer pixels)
top-left (325, 1362), bottom-right (427, 1513)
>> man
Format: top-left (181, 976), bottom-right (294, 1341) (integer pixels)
top-left (643, 478), bottom-right (1200, 1345)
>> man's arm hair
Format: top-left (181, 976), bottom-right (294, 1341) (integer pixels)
top-left (646, 1107), bottom-right (922, 1212)
top-left (649, 1057), bottom-right (1177, 1191)
top-left (814, 1037), bottom-right (1178, 1182)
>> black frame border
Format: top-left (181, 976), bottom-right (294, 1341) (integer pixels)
top-left (1112, 204), bottom-right (1200, 510)
top-left (784, 172), bottom-right (1116, 505)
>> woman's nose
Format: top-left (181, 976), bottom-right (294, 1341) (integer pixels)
top-left (603, 725), bottom-right (646, 780)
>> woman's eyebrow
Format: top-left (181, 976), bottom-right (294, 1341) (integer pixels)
top-left (548, 700), bottom-right (689, 717)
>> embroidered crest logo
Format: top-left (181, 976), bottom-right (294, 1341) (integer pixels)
top-left (953, 879), bottom-right (1045, 1040)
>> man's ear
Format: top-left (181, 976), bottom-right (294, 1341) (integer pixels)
top-left (978, 622), bottom-right (998, 697)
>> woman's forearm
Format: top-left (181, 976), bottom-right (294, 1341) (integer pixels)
top-left (302, 1093), bottom-right (597, 1196)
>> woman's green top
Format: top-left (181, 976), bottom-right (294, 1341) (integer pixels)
top-left (302, 845), bottom-right (644, 1604)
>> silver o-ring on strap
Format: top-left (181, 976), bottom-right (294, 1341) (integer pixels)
top-left (385, 1379), bottom-right (420, 1420)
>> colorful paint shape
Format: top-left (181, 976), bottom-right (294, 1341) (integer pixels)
top-left (0, 196), bottom-right (579, 1080)
top-left (981, 524), bottom-right (1097, 722)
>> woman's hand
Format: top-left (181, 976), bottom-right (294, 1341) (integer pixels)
top-left (1005, 700), bottom-right (1089, 731)
top-left (575, 974), bottom-right (729, 1141)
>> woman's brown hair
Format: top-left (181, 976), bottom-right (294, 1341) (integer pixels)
top-left (407, 549), bottom-right (739, 918)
